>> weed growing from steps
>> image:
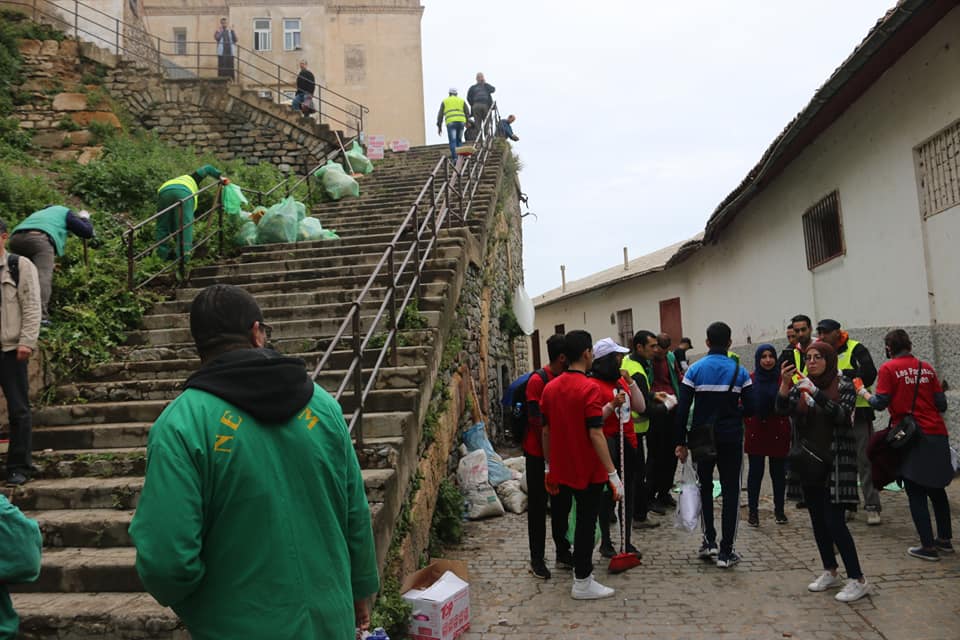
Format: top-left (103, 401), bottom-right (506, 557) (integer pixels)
top-left (428, 478), bottom-right (463, 558)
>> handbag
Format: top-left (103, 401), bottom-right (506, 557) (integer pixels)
top-left (788, 386), bottom-right (836, 486)
top-left (885, 358), bottom-right (922, 450)
top-left (688, 361), bottom-right (740, 464)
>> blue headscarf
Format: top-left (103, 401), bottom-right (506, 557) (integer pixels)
top-left (753, 343), bottom-right (780, 418)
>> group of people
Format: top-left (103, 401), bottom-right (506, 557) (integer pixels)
top-left (522, 315), bottom-right (953, 603)
top-left (437, 72), bottom-right (520, 162)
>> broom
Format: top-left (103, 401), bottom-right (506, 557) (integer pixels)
top-left (609, 394), bottom-right (642, 574)
top-left (336, 131), bottom-right (364, 179)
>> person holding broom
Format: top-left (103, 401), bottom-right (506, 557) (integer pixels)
top-left (155, 165), bottom-right (226, 261)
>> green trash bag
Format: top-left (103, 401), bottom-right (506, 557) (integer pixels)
top-left (298, 217), bottom-right (326, 241)
top-left (222, 183), bottom-right (248, 215)
top-left (346, 140), bottom-right (374, 175)
top-left (294, 200), bottom-right (306, 221)
top-left (256, 197), bottom-right (300, 244)
top-left (314, 160), bottom-right (359, 200)
top-left (234, 221), bottom-right (258, 247)
top-left (564, 500), bottom-right (602, 548)
top-left (318, 229), bottom-right (340, 240)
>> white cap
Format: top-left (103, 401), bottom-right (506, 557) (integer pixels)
top-left (448, 87), bottom-right (458, 94)
top-left (593, 338), bottom-right (629, 360)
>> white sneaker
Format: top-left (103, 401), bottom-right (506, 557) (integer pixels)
top-left (835, 579), bottom-right (870, 603)
top-left (807, 571), bottom-right (843, 592)
top-left (866, 511), bottom-right (881, 526)
top-left (571, 574), bottom-right (615, 600)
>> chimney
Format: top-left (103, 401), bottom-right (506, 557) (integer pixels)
top-left (623, 247), bottom-right (629, 271)
top-left (561, 265), bottom-right (566, 292)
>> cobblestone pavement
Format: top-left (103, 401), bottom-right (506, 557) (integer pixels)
top-left (443, 476), bottom-right (960, 640)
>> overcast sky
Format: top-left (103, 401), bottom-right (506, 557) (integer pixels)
top-left (420, 1), bottom-right (896, 297)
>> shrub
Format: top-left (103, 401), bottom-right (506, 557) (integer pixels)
top-left (0, 163), bottom-right (62, 220)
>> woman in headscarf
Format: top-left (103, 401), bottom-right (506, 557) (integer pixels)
top-left (744, 344), bottom-right (791, 527)
top-left (777, 341), bottom-right (870, 603)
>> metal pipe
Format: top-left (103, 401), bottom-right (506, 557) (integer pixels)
top-left (561, 265), bottom-right (566, 292)
top-left (623, 247), bottom-right (629, 271)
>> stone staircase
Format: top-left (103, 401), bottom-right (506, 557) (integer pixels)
top-left (4, 143), bottom-right (505, 639)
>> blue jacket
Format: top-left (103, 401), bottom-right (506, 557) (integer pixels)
top-left (675, 350), bottom-right (754, 445)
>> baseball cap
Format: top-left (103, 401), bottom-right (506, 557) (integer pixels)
top-left (816, 318), bottom-right (842, 332)
top-left (448, 87), bottom-right (458, 94)
top-left (593, 338), bottom-right (630, 360)
top-left (190, 284), bottom-right (265, 352)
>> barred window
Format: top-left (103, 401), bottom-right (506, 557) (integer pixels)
top-left (916, 120), bottom-right (960, 218)
top-left (554, 324), bottom-right (565, 335)
top-left (802, 191), bottom-right (844, 269)
top-left (173, 28), bottom-right (186, 56)
top-left (616, 309), bottom-right (633, 350)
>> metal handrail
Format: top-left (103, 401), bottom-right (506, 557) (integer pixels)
top-left (310, 104), bottom-right (503, 445)
top-left (7, 0), bottom-right (368, 136)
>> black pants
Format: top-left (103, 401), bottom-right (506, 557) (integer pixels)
top-left (554, 483), bottom-right (604, 579)
top-left (697, 440), bottom-right (742, 554)
top-left (600, 436), bottom-right (637, 549)
top-left (803, 484), bottom-right (863, 579)
top-left (2, 351), bottom-right (32, 476)
top-left (903, 478), bottom-right (952, 548)
top-left (647, 410), bottom-right (678, 501)
top-left (525, 453), bottom-right (567, 563)
top-left (747, 455), bottom-right (786, 513)
top-left (633, 433), bottom-right (649, 519)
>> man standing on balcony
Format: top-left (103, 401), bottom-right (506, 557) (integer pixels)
top-left (467, 72), bottom-right (496, 134)
top-left (437, 87), bottom-right (470, 163)
top-left (214, 18), bottom-right (237, 80)
top-left (292, 59), bottom-right (316, 116)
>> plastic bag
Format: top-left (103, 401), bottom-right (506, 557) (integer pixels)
top-left (234, 221), bottom-right (258, 247)
top-left (462, 422), bottom-right (511, 486)
top-left (564, 500), bottom-right (601, 547)
top-left (314, 160), bottom-right (360, 200)
top-left (512, 284), bottom-right (535, 335)
top-left (496, 480), bottom-right (527, 514)
top-left (256, 197), bottom-right (300, 244)
top-left (457, 449), bottom-right (504, 519)
top-left (674, 458), bottom-right (701, 532)
top-left (298, 217), bottom-right (326, 241)
top-left (346, 140), bottom-right (374, 175)
top-left (222, 183), bottom-right (248, 215)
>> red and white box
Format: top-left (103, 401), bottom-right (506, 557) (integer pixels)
top-left (401, 560), bottom-right (470, 640)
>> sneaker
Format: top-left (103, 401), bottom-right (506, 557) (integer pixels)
top-left (748, 511), bottom-right (759, 527)
top-left (716, 551), bottom-right (741, 569)
top-left (528, 560), bottom-right (551, 580)
top-left (632, 517), bottom-right (661, 530)
top-left (555, 550), bottom-right (575, 570)
top-left (599, 542), bottom-right (615, 559)
top-left (625, 543), bottom-right (642, 558)
top-left (835, 579), bottom-right (870, 603)
top-left (5, 472), bottom-right (27, 487)
top-left (571, 574), bottom-right (614, 600)
top-left (647, 502), bottom-right (667, 516)
top-left (775, 511), bottom-right (789, 525)
top-left (866, 511), bottom-right (881, 526)
top-left (698, 542), bottom-right (719, 560)
top-left (807, 571), bottom-right (843, 592)
top-left (935, 539), bottom-right (954, 553)
top-left (908, 546), bottom-right (940, 561)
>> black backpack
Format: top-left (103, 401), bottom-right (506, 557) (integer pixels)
top-left (506, 368), bottom-right (548, 445)
top-left (5, 253), bottom-right (19, 287)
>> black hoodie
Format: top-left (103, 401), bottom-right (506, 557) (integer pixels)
top-left (184, 348), bottom-right (315, 424)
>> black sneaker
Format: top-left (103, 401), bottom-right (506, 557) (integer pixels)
top-left (632, 517), bottom-right (661, 530)
top-left (625, 543), bottom-right (642, 558)
top-left (5, 472), bottom-right (27, 487)
top-left (698, 541), bottom-right (719, 560)
top-left (528, 560), bottom-right (551, 580)
top-left (935, 539), bottom-right (954, 553)
top-left (748, 511), bottom-right (759, 528)
top-left (647, 502), bottom-right (667, 516)
top-left (775, 511), bottom-right (789, 525)
top-left (716, 551), bottom-right (742, 569)
top-left (908, 546), bottom-right (940, 562)
top-left (599, 542), bottom-right (615, 559)
top-left (555, 550), bottom-right (575, 570)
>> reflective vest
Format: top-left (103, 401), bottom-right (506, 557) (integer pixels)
top-left (792, 347), bottom-right (808, 384)
top-left (158, 174), bottom-right (200, 210)
top-left (12, 205), bottom-right (69, 256)
top-left (837, 339), bottom-right (871, 408)
top-left (620, 356), bottom-right (650, 434)
top-left (442, 95), bottom-right (467, 124)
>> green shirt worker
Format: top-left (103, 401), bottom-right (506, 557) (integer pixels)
top-left (156, 165), bottom-right (224, 260)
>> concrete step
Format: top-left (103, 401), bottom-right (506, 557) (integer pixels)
top-left (12, 547), bottom-right (141, 593)
top-left (3, 476), bottom-right (143, 511)
top-left (29, 447), bottom-right (146, 480)
top-left (232, 235), bottom-right (462, 265)
top-left (14, 592), bottom-right (183, 639)
top-left (234, 226), bottom-right (466, 258)
top-left (33, 401), bottom-right (169, 428)
top-left (27, 508), bottom-right (134, 547)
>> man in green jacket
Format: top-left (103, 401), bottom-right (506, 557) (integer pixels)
top-left (0, 495), bottom-right (42, 638)
top-left (156, 165), bottom-right (225, 260)
top-left (129, 284), bottom-right (379, 640)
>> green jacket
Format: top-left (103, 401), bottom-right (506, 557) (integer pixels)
top-left (12, 205), bottom-right (69, 256)
top-left (664, 351), bottom-right (681, 396)
top-left (0, 496), bottom-right (42, 639)
top-left (129, 350), bottom-right (379, 640)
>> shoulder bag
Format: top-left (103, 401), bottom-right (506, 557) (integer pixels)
top-left (688, 362), bottom-right (740, 464)
top-left (886, 358), bottom-right (922, 450)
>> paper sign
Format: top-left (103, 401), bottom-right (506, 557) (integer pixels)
top-left (389, 139), bottom-right (410, 152)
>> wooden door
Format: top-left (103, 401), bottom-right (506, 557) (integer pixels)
top-left (531, 330), bottom-right (542, 370)
top-left (659, 298), bottom-right (683, 344)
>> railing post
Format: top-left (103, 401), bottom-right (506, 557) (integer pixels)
top-left (115, 18), bottom-right (119, 54)
top-left (431, 175), bottom-right (439, 237)
top-left (276, 67), bottom-right (281, 107)
top-left (217, 186), bottom-right (224, 255)
top-left (387, 246), bottom-right (398, 368)
top-left (125, 227), bottom-right (134, 290)
top-left (412, 202), bottom-right (422, 301)
top-left (351, 305), bottom-right (364, 446)
top-left (32, 0), bottom-right (37, 22)
top-left (177, 201), bottom-right (186, 281)
top-left (74, 0), bottom-right (78, 39)
top-left (156, 36), bottom-right (161, 73)
top-left (196, 40), bottom-right (200, 74)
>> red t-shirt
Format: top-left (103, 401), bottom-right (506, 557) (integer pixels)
top-left (590, 376), bottom-right (639, 448)
top-left (540, 370), bottom-right (607, 490)
top-left (875, 356), bottom-right (947, 436)
top-left (523, 368), bottom-right (557, 457)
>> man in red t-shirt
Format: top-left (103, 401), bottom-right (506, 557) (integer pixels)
top-left (524, 334), bottom-right (568, 580)
top-left (541, 330), bottom-right (622, 601)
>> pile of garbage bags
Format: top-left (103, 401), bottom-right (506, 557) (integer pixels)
top-left (457, 422), bottom-right (528, 519)
top-left (232, 195), bottom-right (339, 247)
top-left (314, 160), bottom-right (360, 200)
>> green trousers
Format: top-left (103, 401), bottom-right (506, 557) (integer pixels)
top-left (156, 185), bottom-right (196, 260)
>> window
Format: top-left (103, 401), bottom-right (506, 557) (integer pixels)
top-left (616, 309), bottom-right (633, 350)
top-left (172, 28), bottom-right (187, 55)
top-left (916, 120), bottom-right (960, 218)
top-left (801, 191), bottom-right (844, 269)
top-left (253, 18), bottom-right (271, 52)
top-left (554, 324), bottom-right (565, 335)
top-left (283, 18), bottom-right (301, 51)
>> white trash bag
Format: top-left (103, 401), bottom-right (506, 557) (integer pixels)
top-left (512, 284), bottom-right (535, 335)
top-left (457, 449), bottom-right (505, 520)
top-left (674, 458), bottom-right (701, 532)
top-left (496, 479), bottom-right (527, 514)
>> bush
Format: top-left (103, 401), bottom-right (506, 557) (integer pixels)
top-left (429, 478), bottom-right (464, 557)
top-left (0, 163), bottom-right (62, 220)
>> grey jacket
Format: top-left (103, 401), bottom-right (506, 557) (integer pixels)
top-left (1, 253), bottom-right (41, 351)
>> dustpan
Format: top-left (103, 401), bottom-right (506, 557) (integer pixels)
top-left (608, 399), bottom-right (641, 574)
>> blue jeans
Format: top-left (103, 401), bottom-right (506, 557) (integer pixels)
top-left (446, 122), bottom-right (464, 162)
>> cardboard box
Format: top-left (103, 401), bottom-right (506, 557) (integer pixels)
top-left (401, 560), bottom-right (470, 640)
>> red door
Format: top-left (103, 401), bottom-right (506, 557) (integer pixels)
top-left (659, 298), bottom-right (683, 344)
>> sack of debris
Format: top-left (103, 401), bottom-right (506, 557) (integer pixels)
top-left (256, 196), bottom-right (302, 244)
top-left (346, 140), bottom-right (374, 175)
top-left (222, 183), bottom-right (249, 215)
top-left (234, 221), bottom-right (258, 247)
top-left (314, 160), bottom-right (360, 200)
top-left (298, 217), bottom-right (326, 242)
top-left (462, 422), bottom-right (512, 487)
top-left (457, 449), bottom-right (504, 520)
top-left (495, 479), bottom-right (527, 514)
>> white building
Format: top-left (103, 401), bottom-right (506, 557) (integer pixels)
top-left (533, 0), bottom-right (960, 436)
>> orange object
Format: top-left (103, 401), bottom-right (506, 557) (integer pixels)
top-left (608, 418), bottom-right (642, 574)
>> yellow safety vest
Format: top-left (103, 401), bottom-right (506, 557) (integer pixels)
top-left (442, 95), bottom-right (467, 124)
top-left (837, 339), bottom-right (871, 408)
top-left (792, 348), bottom-right (808, 384)
top-left (158, 174), bottom-right (200, 210)
top-left (620, 356), bottom-right (650, 434)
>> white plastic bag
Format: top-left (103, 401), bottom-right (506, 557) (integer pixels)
top-left (457, 449), bottom-right (505, 519)
top-left (457, 449), bottom-right (488, 486)
top-left (496, 480), bottom-right (527, 514)
top-left (674, 458), bottom-right (701, 532)
top-left (512, 284), bottom-right (535, 335)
